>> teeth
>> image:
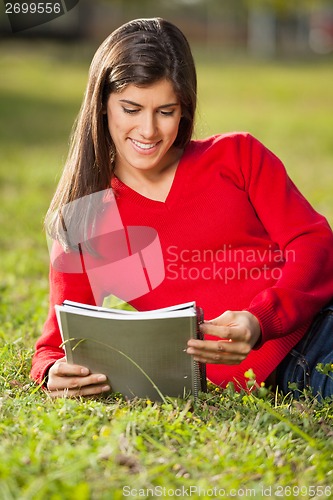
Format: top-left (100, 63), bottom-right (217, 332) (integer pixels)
top-left (131, 139), bottom-right (157, 150)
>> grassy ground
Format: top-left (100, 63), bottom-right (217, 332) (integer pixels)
top-left (0, 41), bottom-right (333, 499)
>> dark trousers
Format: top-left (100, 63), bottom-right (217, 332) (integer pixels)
top-left (275, 302), bottom-right (333, 400)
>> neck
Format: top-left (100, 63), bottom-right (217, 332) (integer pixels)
top-left (113, 147), bottom-right (183, 202)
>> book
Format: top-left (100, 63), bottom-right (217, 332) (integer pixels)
top-left (55, 301), bottom-right (207, 401)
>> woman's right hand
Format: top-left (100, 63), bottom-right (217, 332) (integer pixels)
top-left (46, 357), bottom-right (111, 398)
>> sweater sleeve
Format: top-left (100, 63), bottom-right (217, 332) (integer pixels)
top-left (239, 134), bottom-right (333, 342)
top-left (30, 264), bottom-right (96, 384)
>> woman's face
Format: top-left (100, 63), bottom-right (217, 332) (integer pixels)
top-left (106, 79), bottom-right (182, 176)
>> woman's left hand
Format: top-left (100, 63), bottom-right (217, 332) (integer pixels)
top-left (187, 310), bottom-right (261, 365)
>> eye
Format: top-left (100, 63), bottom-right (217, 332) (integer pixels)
top-left (122, 107), bottom-right (139, 115)
top-left (160, 110), bottom-right (175, 116)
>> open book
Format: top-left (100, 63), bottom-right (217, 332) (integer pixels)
top-left (55, 301), bottom-right (207, 401)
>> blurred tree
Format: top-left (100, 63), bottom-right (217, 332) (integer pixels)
top-left (244, 0), bottom-right (328, 56)
top-left (96, 0), bottom-right (331, 56)
top-left (244, 0), bottom-right (327, 15)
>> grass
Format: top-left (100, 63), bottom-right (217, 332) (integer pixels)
top-left (0, 40), bottom-right (333, 499)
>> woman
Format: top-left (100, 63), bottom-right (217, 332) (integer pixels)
top-left (31, 18), bottom-right (333, 398)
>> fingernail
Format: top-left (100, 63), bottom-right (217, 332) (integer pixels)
top-left (81, 368), bottom-right (89, 375)
top-left (102, 385), bottom-right (110, 392)
top-left (97, 375), bottom-right (107, 382)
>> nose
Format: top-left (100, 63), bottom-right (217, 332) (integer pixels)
top-left (138, 112), bottom-right (157, 139)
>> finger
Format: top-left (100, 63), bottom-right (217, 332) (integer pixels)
top-left (188, 339), bottom-right (231, 351)
top-left (51, 360), bottom-right (91, 378)
top-left (187, 339), bottom-right (251, 364)
top-left (188, 344), bottom-right (247, 364)
top-left (192, 352), bottom-right (245, 365)
top-left (200, 323), bottom-right (246, 342)
top-left (188, 339), bottom-right (251, 356)
top-left (216, 339), bottom-right (251, 356)
top-left (189, 345), bottom-right (248, 364)
top-left (47, 383), bottom-right (111, 399)
top-left (47, 373), bottom-right (108, 392)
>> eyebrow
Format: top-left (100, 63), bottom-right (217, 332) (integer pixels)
top-left (119, 99), bottom-right (179, 108)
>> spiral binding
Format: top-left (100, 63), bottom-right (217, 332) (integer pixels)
top-left (194, 306), bottom-right (207, 395)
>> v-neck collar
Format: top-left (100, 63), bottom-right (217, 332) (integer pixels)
top-left (111, 142), bottom-right (193, 211)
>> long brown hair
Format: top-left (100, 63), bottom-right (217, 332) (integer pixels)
top-left (46, 18), bottom-right (197, 247)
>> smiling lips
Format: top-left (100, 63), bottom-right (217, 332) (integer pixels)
top-left (130, 138), bottom-right (160, 151)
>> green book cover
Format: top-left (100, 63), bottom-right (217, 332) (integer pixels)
top-left (55, 301), bottom-right (206, 401)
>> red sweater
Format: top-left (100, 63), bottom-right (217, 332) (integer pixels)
top-left (31, 133), bottom-right (333, 389)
